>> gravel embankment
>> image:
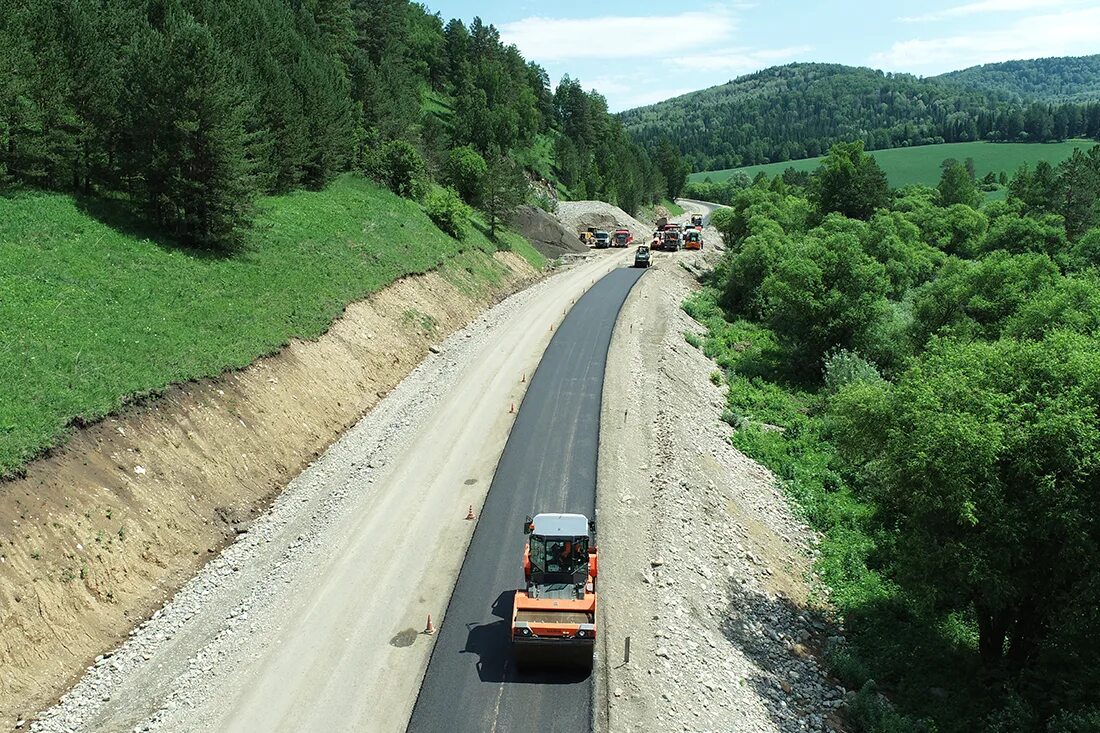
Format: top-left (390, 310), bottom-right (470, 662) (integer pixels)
top-left (596, 207), bottom-right (848, 732)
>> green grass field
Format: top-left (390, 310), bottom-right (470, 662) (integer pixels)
top-left (0, 175), bottom-right (543, 476)
top-left (689, 140), bottom-right (1098, 188)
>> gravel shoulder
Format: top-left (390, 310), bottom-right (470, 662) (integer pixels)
top-left (31, 248), bottom-right (633, 733)
top-left (594, 209), bottom-right (848, 732)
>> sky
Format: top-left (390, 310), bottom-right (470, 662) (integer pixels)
top-left (421, 0), bottom-right (1100, 111)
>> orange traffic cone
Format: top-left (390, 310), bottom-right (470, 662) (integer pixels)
top-left (425, 614), bottom-right (435, 635)
top-left (466, 505), bottom-right (475, 520)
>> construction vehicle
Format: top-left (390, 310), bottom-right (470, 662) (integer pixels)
top-left (634, 244), bottom-right (651, 268)
top-left (660, 229), bottom-right (682, 251)
top-left (684, 230), bottom-right (702, 250)
top-left (593, 231), bottom-right (611, 249)
top-left (655, 216), bottom-right (668, 230)
top-left (512, 513), bottom-right (597, 668)
top-left (612, 229), bottom-right (633, 247)
top-left (691, 213), bottom-right (704, 228)
top-left (579, 227), bottom-right (598, 246)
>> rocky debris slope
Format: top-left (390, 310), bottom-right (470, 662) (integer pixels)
top-left (596, 250), bottom-right (848, 733)
top-left (509, 205), bottom-right (588, 259)
top-left (556, 201), bottom-right (650, 244)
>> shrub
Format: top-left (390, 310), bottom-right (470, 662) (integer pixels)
top-left (422, 187), bottom-right (471, 239)
top-left (823, 349), bottom-right (883, 393)
top-left (445, 145), bottom-right (487, 204)
top-left (380, 140), bottom-right (425, 198)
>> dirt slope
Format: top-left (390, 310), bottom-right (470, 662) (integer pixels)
top-left (0, 249), bottom-right (540, 728)
top-left (509, 205), bottom-right (589, 259)
top-left (556, 201), bottom-right (651, 243)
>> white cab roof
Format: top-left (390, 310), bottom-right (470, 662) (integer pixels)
top-left (532, 513), bottom-right (589, 537)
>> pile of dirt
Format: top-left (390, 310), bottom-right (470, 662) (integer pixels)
top-left (555, 201), bottom-right (651, 245)
top-left (509, 205), bottom-right (587, 259)
top-left (0, 250), bottom-right (540, 729)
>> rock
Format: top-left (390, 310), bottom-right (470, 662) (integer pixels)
top-left (428, 345), bottom-right (441, 355)
top-left (650, 558), bottom-right (664, 567)
top-left (614, 688), bottom-right (623, 698)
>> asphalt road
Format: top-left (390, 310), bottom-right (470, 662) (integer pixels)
top-left (406, 265), bottom-right (646, 733)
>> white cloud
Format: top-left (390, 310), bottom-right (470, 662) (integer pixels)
top-left (499, 9), bottom-right (738, 61)
top-left (872, 7), bottom-right (1100, 71)
top-left (900, 0), bottom-right (1079, 23)
top-left (670, 45), bottom-right (812, 73)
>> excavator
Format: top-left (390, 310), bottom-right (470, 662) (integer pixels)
top-left (511, 513), bottom-right (597, 668)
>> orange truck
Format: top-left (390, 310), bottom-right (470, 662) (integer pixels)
top-left (511, 513), bottom-right (597, 668)
top-left (684, 230), bottom-right (702, 250)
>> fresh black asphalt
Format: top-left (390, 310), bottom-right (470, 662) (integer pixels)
top-left (406, 265), bottom-right (646, 733)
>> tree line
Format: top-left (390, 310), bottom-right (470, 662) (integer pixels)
top-left (620, 63), bottom-right (1100, 172)
top-left (0, 0), bottom-right (665, 246)
top-left (699, 142), bottom-right (1100, 731)
top-left (936, 55), bottom-right (1100, 103)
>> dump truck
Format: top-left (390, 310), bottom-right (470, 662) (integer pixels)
top-left (660, 229), bottom-right (682, 251)
top-left (612, 229), bottom-right (633, 247)
top-left (684, 230), bottom-right (702, 250)
top-left (511, 513), bottom-right (597, 668)
top-left (691, 213), bottom-right (704, 228)
top-left (593, 231), bottom-right (611, 249)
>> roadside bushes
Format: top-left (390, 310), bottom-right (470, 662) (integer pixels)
top-left (688, 146), bottom-right (1100, 732)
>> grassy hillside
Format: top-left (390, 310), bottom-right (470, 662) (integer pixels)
top-left (689, 140), bottom-right (1098, 190)
top-left (936, 55), bottom-right (1100, 102)
top-left (0, 175), bottom-right (543, 476)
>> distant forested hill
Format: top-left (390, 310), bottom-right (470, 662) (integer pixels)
top-left (936, 55), bottom-right (1100, 103)
top-left (620, 62), bottom-right (1100, 172)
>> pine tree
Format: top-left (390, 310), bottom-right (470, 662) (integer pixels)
top-left (479, 154), bottom-right (526, 237)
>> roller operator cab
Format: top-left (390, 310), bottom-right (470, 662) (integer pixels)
top-left (511, 513), bottom-right (597, 669)
top-left (634, 245), bottom-right (651, 268)
top-left (684, 230), bottom-right (702, 250)
top-left (691, 213), bottom-right (704, 228)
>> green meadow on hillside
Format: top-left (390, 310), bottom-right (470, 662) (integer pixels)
top-left (689, 140), bottom-right (1098, 189)
top-left (0, 175), bottom-right (542, 476)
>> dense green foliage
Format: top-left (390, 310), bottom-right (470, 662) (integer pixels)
top-left (936, 55), bottom-right (1100, 103)
top-left (0, 0), bottom-right (663, 246)
top-left (621, 62), bottom-right (1100, 172)
top-left (0, 176), bottom-right (542, 476)
top-left (689, 141), bottom-right (1100, 731)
